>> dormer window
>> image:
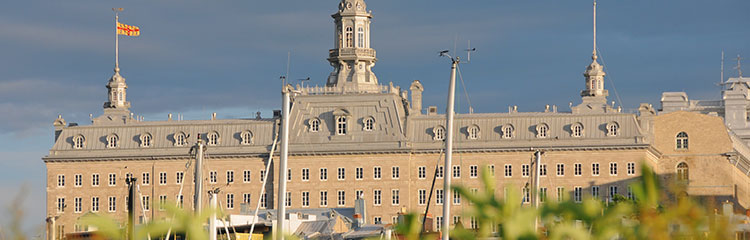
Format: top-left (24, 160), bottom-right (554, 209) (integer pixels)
top-left (501, 125), bottom-right (514, 139)
top-left (433, 126), bottom-right (445, 141)
top-left (309, 118), bottom-right (320, 132)
top-left (73, 135), bottom-right (85, 149)
top-left (536, 124), bottom-right (549, 138)
top-left (676, 132), bottom-right (688, 150)
top-left (571, 123), bottom-right (583, 138)
top-left (606, 122), bottom-right (619, 137)
top-left (140, 133), bottom-right (152, 148)
top-left (336, 116), bottom-right (348, 135)
top-left (363, 117), bottom-right (374, 131)
top-left (106, 134), bottom-right (119, 148)
top-left (207, 132), bottom-right (220, 146)
top-left (241, 131), bottom-right (253, 145)
top-left (467, 125), bottom-right (480, 140)
top-left (174, 132), bottom-right (187, 146)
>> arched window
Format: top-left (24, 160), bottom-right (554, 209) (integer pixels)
top-left (345, 27), bottom-right (353, 48)
top-left (502, 125), bottom-right (514, 139)
top-left (433, 126), bottom-right (445, 141)
top-left (207, 132), bottom-right (220, 146)
top-left (536, 124), bottom-right (549, 138)
top-left (241, 131), bottom-right (253, 145)
top-left (73, 135), bottom-right (85, 149)
top-left (676, 132), bottom-right (688, 150)
top-left (309, 118), bottom-right (320, 132)
top-left (336, 116), bottom-right (348, 135)
top-left (676, 162), bottom-right (688, 182)
top-left (363, 117), bottom-right (374, 131)
top-left (140, 133), bottom-right (152, 148)
top-left (174, 132), bottom-right (187, 146)
top-left (467, 125), bottom-right (480, 140)
top-left (571, 123), bottom-right (583, 138)
top-left (606, 122), bottom-right (619, 137)
top-left (106, 134), bottom-right (119, 148)
top-left (357, 27), bottom-right (364, 48)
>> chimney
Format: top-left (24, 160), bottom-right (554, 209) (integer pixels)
top-left (353, 213), bottom-right (362, 229)
top-left (354, 197), bottom-right (367, 225)
top-left (211, 112), bottom-right (217, 120)
top-left (427, 106), bottom-right (438, 115)
top-left (410, 80), bottom-right (424, 115)
top-left (168, 113), bottom-right (173, 121)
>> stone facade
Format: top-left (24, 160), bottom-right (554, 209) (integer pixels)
top-left (43, 0), bottom-right (750, 237)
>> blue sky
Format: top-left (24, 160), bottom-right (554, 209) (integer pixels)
top-left (1, 0), bottom-right (749, 232)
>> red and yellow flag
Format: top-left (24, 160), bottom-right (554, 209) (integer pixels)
top-left (117, 22), bottom-right (140, 36)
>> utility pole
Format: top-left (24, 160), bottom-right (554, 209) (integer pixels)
top-left (276, 84), bottom-right (292, 240)
top-left (532, 150), bottom-right (542, 230)
top-left (126, 176), bottom-right (137, 240)
top-left (193, 137), bottom-right (206, 215)
top-left (439, 50), bottom-right (459, 240)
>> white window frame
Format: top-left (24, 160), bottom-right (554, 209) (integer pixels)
top-left (391, 189), bottom-right (400, 205)
top-left (227, 170), bottom-right (234, 184)
top-left (363, 117), bottom-right (375, 131)
top-left (521, 164), bottom-right (529, 177)
top-left (434, 126), bottom-right (446, 141)
top-left (418, 166), bottom-right (426, 179)
top-left (355, 167), bottom-right (363, 180)
top-left (373, 166), bottom-right (381, 180)
top-left (302, 191), bottom-right (310, 207)
top-left (392, 166), bottom-right (400, 179)
top-left (536, 124), bottom-right (549, 138)
top-left (106, 134), bottom-right (119, 148)
top-left (571, 123), bottom-right (583, 138)
top-left (108, 173), bottom-right (116, 186)
top-left (320, 191), bottom-right (328, 207)
top-left (227, 193), bottom-right (234, 209)
top-left (373, 189), bottom-right (382, 206)
top-left (336, 116), bottom-right (348, 135)
top-left (140, 133), bottom-right (152, 148)
top-left (337, 190), bottom-right (346, 206)
top-left (74, 174), bottom-right (82, 187)
top-left (609, 162), bottom-right (618, 176)
top-left (108, 196), bottom-right (116, 212)
top-left (309, 118), bottom-right (320, 132)
top-left (556, 163), bottom-right (564, 176)
top-left (469, 165), bottom-right (478, 178)
top-left (240, 131), bottom-right (253, 145)
top-left (502, 124), bottom-right (514, 139)
top-left (574, 163), bottom-right (582, 176)
top-left (301, 168), bottom-right (309, 181)
top-left (627, 162), bottom-right (636, 175)
top-left (159, 172), bottom-right (167, 185)
top-left (467, 125), bottom-right (480, 140)
top-left (73, 135), bottom-right (85, 149)
top-left (418, 189), bottom-right (426, 205)
top-left (207, 132), bottom-right (220, 146)
top-left (337, 167), bottom-right (346, 181)
top-left (452, 165), bottom-right (461, 178)
top-left (592, 163), bottom-right (600, 176)
top-left (504, 164), bottom-right (512, 178)
top-left (606, 122), bottom-right (619, 137)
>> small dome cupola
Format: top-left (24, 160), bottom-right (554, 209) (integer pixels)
top-left (327, 0), bottom-right (379, 92)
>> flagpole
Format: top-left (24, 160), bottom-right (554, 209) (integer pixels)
top-left (113, 8), bottom-right (123, 70)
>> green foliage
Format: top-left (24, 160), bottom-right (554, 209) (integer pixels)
top-left (398, 163), bottom-right (736, 240)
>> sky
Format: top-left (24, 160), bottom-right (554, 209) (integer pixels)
top-left (0, 0), bottom-right (749, 234)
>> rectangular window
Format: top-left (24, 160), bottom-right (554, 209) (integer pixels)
top-left (418, 189), bottom-right (426, 205)
top-left (302, 168), bottom-right (310, 181)
top-left (159, 172), bottom-right (167, 185)
top-left (336, 116), bottom-right (347, 135)
top-left (285, 192), bottom-right (291, 207)
top-left (337, 190), bottom-right (346, 206)
top-left (556, 164), bottom-right (564, 176)
top-left (392, 189), bottom-right (400, 205)
top-left (522, 187), bottom-right (530, 204)
top-left (609, 163), bottom-right (618, 176)
top-left (418, 166), bottom-right (426, 179)
top-left (375, 216), bottom-right (383, 225)
top-left (454, 216), bottom-right (461, 225)
top-left (142, 195), bottom-right (150, 211)
top-left (373, 189), bottom-right (382, 205)
top-left (209, 171), bottom-right (217, 184)
top-left (574, 187), bottom-right (582, 203)
top-left (470, 217), bottom-right (478, 230)
top-left (74, 197), bottom-right (82, 213)
top-left (592, 186), bottom-right (600, 199)
top-left (260, 193), bottom-right (267, 208)
top-left (338, 167), bottom-right (346, 180)
top-left (92, 174), bottom-right (100, 187)
top-left (320, 191), bottom-right (328, 207)
top-left (540, 164), bottom-right (547, 176)
top-left (521, 164), bottom-right (529, 177)
top-left (393, 216), bottom-right (399, 224)
top-left (437, 166), bottom-right (444, 178)
top-left (75, 174), bottom-right (82, 187)
top-left (176, 172), bottom-right (184, 184)
top-left (627, 186), bottom-right (634, 200)
top-left (469, 188), bottom-right (478, 205)
top-left (356, 190), bottom-right (364, 199)
top-left (108, 196), bottom-right (116, 212)
top-left (243, 193), bottom-right (251, 204)
top-left (488, 165), bottom-right (495, 176)
top-left (243, 170), bottom-right (251, 183)
top-left (159, 195), bottom-right (167, 211)
top-left (453, 191), bottom-right (461, 205)
top-left (373, 167), bottom-right (382, 179)
top-left (142, 172), bottom-right (150, 185)
top-left (452, 165), bottom-right (461, 178)
top-left (627, 162), bottom-right (636, 175)
top-left (91, 197), bottom-right (99, 212)
top-left (177, 195), bottom-right (184, 208)
top-left (260, 170), bottom-right (265, 182)
top-left (302, 191), bottom-right (310, 207)
top-left (355, 167), bottom-right (363, 180)
top-left (227, 193), bottom-right (234, 209)
top-left (556, 187), bottom-right (564, 202)
top-left (574, 163), bottom-right (582, 176)
top-left (539, 187), bottom-right (547, 203)
top-left (57, 197), bottom-right (66, 213)
top-left (227, 171), bottom-right (234, 184)
top-left (392, 166), bottom-right (400, 179)
top-left (470, 165), bottom-right (478, 178)
top-left (436, 189), bottom-right (444, 205)
top-left (504, 164), bottom-right (512, 177)
top-left (592, 163), bottom-right (600, 176)
top-left (108, 173), bottom-right (116, 186)
top-left (287, 168), bottom-right (291, 182)
top-left (320, 168), bottom-right (328, 181)
top-left (436, 216), bottom-right (443, 230)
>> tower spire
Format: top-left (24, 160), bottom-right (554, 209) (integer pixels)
top-left (573, 0), bottom-right (613, 114)
top-left (592, 1), bottom-right (597, 60)
top-left (737, 54), bottom-right (743, 78)
top-left (104, 8), bottom-right (130, 113)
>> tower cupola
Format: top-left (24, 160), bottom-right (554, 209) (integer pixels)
top-left (327, 0), bottom-right (379, 92)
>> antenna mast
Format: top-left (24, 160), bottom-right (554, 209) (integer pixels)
top-left (593, 1), bottom-right (597, 58)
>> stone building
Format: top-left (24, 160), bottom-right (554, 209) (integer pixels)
top-left (44, 0), bottom-right (750, 238)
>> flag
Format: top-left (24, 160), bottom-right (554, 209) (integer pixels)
top-left (117, 22), bottom-right (140, 36)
